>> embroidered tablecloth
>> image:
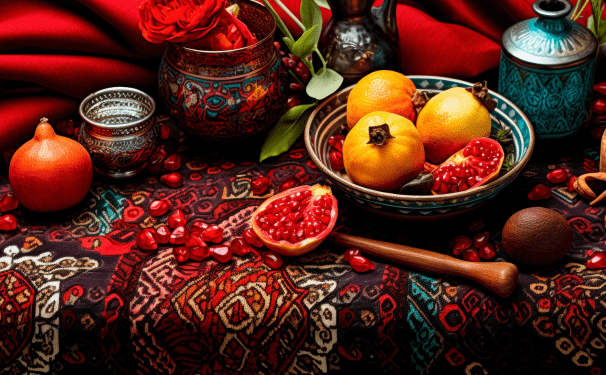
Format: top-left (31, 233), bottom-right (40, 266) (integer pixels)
top-left (1, 118), bottom-right (605, 375)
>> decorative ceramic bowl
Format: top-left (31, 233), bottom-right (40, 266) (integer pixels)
top-left (79, 87), bottom-right (159, 179)
top-left (305, 76), bottom-right (535, 221)
top-left (158, 0), bottom-right (289, 145)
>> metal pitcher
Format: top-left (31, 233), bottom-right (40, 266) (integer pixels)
top-left (319, 0), bottom-right (400, 83)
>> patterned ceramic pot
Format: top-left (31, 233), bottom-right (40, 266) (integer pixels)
top-left (499, 0), bottom-right (597, 139)
top-left (305, 76), bottom-right (535, 221)
top-left (158, 0), bottom-right (288, 145)
top-left (79, 87), bottom-right (159, 179)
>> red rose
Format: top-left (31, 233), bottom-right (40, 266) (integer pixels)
top-left (185, 8), bottom-right (258, 51)
top-left (138, 0), bottom-right (226, 44)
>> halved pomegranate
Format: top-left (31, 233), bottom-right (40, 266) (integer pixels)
top-left (251, 184), bottom-right (338, 256)
top-left (431, 137), bottom-right (504, 195)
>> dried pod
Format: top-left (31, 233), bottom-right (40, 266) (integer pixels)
top-left (574, 173), bottom-right (606, 205)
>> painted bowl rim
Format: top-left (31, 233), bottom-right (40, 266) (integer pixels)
top-left (174, 0), bottom-right (276, 55)
top-left (79, 86), bottom-right (156, 130)
top-left (304, 75), bottom-right (536, 203)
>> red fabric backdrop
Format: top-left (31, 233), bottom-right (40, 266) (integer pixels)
top-left (0, 0), bottom-right (590, 154)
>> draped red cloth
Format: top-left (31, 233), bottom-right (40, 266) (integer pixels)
top-left (0, 0), bottom-right (590, 154)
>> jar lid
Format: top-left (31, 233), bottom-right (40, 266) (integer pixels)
top-left (502, 0), bottom-right (597, 67)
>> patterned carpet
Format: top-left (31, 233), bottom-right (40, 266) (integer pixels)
top-left (1, 118), bottom-right (605, 375)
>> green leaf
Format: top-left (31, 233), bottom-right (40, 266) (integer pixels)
top-left (291, 25), bottom-right (320, 58)
top-left (262, 0), bottom-right (294, 41)
top-left (305, 68), bottom-right (344, 100)
top-left (588, 14), bottom-right (596, 36)
top-left (301, 0), bottom-right (323, 30)
top-left (314, 0), bottom-right (330, 10)
top-left (283, 37), bottom-right (294, 51)
top-left (260, 102), bottom-right (317, 162)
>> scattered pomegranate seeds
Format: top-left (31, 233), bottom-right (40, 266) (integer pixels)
top-left (190, 220), bottom-right (209, 233)
top-left (160, 172), bottom-right (184, 188)
top-left (0, 193), bottom-right (19, 212)
top-left (155, 225), bottom-right (171, 244)
top-left (473, 232), bottom-right (490, 249)
top-left (279, 176), bottom-right (300, 192)
top-left (344, 249), bottom-right (361, 262)
top-left (189, 245), bottom-right (211, 261)
top-left (56, 118), bottom-right (74, 135)
top-left (173, 247), bottom-right (190, 263)
top-left (349, 254), bottom-right (375, 272)
top-left (185, 232), bottom-right (206, 248)
top-left (478, 244), bottom-right (496, 260)
top-left (149, 200), bottom-right (171, 217)
top-left (328, 134), bottom-right (345, 152)
top-left (452, 235), bottom-right (472, 255)
top-left (263, 251), bottom-right (283, 269)
top-left (169, 226), bottom-right (188, 245)
top-left (136, 228), bottom-right (158, 250)
top-left (462, 248), bottom-right (480, 262)
top-left (0, 214), bottom-right (17, 231)
top-left (566, 176), bottom-right (577, 192)
top-left (547, 168), bottom-right (568, 184)
top-left (167, 209), bottom-right (186, 229)
top-left (587, 252), bottom-right (606, 269)
top-left (210, 245), bottom-right (232, 263)
top-left (231, 238), bottom-right (251, 256)
top-left (252, 177), bottom-right (270, 195)
top-left (528, 184), bottom-right (552, 200)
top-left (468, 216), bottom-right (485, 233)
top-left (203, 225), bottom-right (224, 243)
top-left (329, 150), bottom-right (344, 171)
top-left (164, 154), bottom-right (181, 172)
top-left (242, 228), bottom-right (263, 247)
top-left (160, 123), bottom-right (171, 139)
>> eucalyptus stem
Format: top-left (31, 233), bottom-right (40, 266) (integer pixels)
top-left (313, 47), bottom-right (327, 71)
top-left (273, 0), bottom-right (307, 33)
top-left (300, 55), bottom-right (315, 75)
top-left (289, 70), bottom-right (306, 87)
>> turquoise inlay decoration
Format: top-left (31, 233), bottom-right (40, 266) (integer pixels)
top-left (407, 272), bottom-right (443, 372)
top-left (498, 54), bottom-right (594, 139)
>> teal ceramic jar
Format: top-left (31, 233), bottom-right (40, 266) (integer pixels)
top-left (499, 0), bottom-right (597, 139)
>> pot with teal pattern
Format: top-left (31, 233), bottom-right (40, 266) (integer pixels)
top-left (499, 0), bottom-right (597, 139)
top-left (158, 0), bottom-right (288, 145)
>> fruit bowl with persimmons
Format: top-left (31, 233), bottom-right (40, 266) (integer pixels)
top-left (304, 76), bottom-right (535, 221)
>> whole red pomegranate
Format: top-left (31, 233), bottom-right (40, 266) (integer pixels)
top-left (9, 118), bottom-right (93, 212)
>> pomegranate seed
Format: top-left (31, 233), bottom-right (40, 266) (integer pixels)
top-left (173, 246), bottom-right (190, 263)
top-left (243, 228), bottom-right (263, 247)
top-left (155, 225), bottom-right (171, 244)
top-left (593, 98), bottom-right (606, 114)
top-left (344, 249), bottom-right (361, 262)
top-left (263, 251), bottom-right (283, 269)
top-left (468, 216), bottom-right (485, 232)
top-left (478, 244), bottom-right (496, 260)
top-left (167, 209), bottom-right (186, 229)
top-left (290, 83), bottom-right (303, 91)
top-left (170, 226), bottom-right (188, 245)
top-left (211, 245), bottom-right (232, 263)
top-left (452, 235), bottom-right (472, 255)
top-left (0, 214), bottom-right (17, 231)
top-left (0, 193), bottom-right (19, 212)
top-left (252, 177), bottom-right (270, 195)
top-left (279, 177), bottom-right (300, 192)
top-left (136, 228), bottom-right (158, 250)
top-left (203, 225), bottom-right (224, 243)
top-left (588, 250), bottom-right (594, 257)
top-left (147, 153), bottom-right (166, 175)
top-left (566, 176), bottom-right (577, 192)
top-left (190, 220), bottom-right (209, 233)
top-left (274, 41), bottom-right (281, 49)
top-left (528, 184), bottom-right (552, 200)
top-left (185, 232), bottom-right (207, 248)
top-left (189, 245), bottom-right (210, 261)
top-left (3, 149), bottom-right (15, 164)
top-left (149, 200), bottom-right (171, 217)
top-left (473, 231), bottom-right (490, 248)
top-left (163, 154), bottom-right (181, 172)
top-left (328, 135), bottom-right (345, 152)
top-left (231, 238), bottom-right (251, 255)
top-left (587, 252), bottom-right (606, 269)
top-left (56, 118), bottom-right (74, 135)
top-left (350, 255), bottom-right (375, 272)
top-left (462, 248), bottom-right (481, 262)
top-left (160, 172), bottom-right (184, 188)
top-left (160, 123), bottom-right (171, 139)
top-left (547, 168), bottom-right (568, 184)
top-left (329, 150), bottom-right (344, 171)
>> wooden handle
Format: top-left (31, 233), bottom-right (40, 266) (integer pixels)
top-left (601, 129), bottom-right (606, 172)
top-left (328, 232), bottom-right (519, 298)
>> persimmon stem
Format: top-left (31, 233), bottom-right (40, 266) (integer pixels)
top-left (367, 124), bottom-right (395, 145)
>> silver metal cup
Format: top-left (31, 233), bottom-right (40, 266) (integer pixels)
top-left (79, 87), bottom-right (159, 178)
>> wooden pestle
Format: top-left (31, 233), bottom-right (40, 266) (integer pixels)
top-left (327, 232), bottom-right (519, 298)
top-left (601, 129), bottom-right (606, 172)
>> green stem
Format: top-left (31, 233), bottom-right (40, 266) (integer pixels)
top-left (300, 54), bottom-right (315, 75)
top-left (288, 70), bottom-right (306, 87)
top-left (571, 0), bottom-right (590, 21)
top-left (313, 47), bottom-right (327, 71)
top-left (273, 0), bottom-right (306, 34)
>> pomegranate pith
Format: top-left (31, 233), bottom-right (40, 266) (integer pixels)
top-left (251, 184), bottom-right (338, 256)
